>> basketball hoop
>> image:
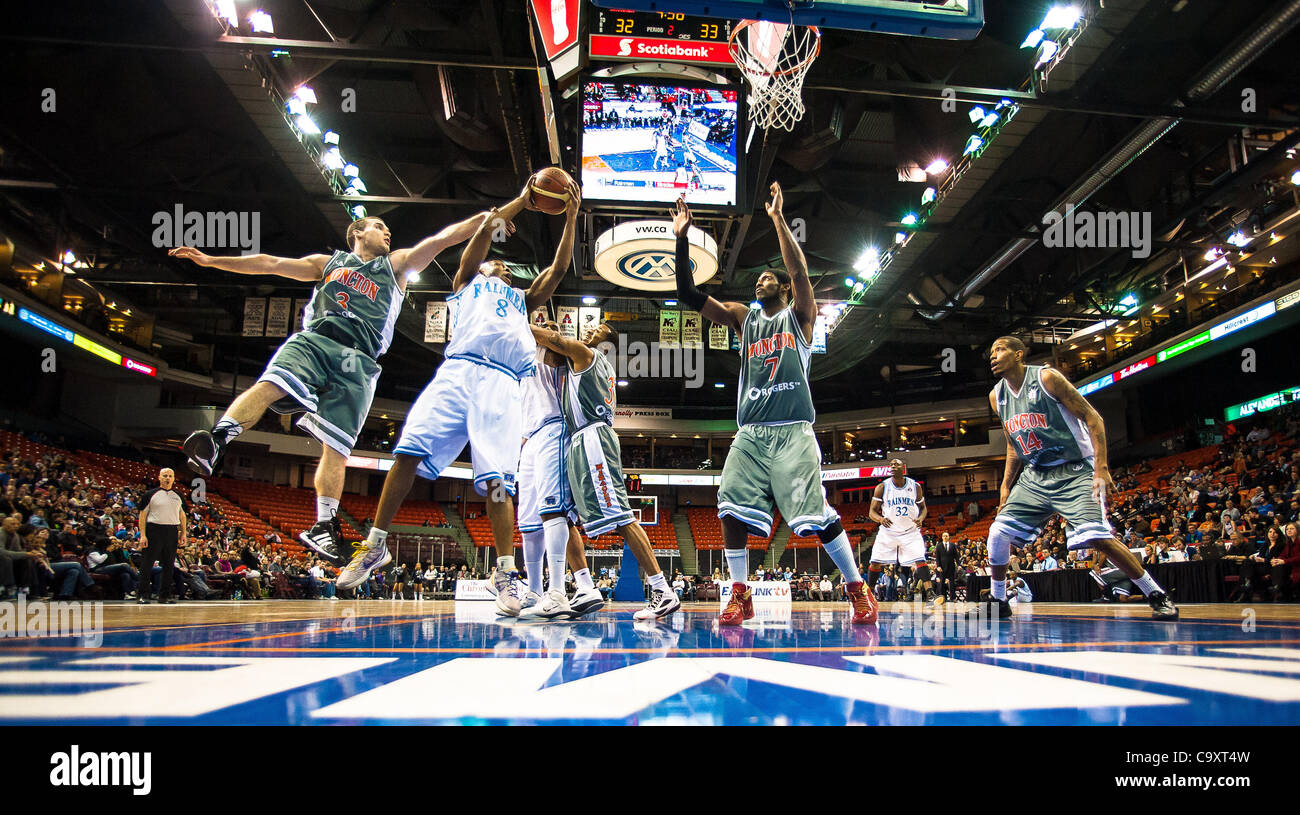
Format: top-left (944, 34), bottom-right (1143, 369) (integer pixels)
top-left (728, 19), bottom-right (820, 132)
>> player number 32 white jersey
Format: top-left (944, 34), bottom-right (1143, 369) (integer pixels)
top-left (880, 477), bottom-right (921, 533)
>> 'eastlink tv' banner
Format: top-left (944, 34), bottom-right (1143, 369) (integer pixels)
top-left (718, 581), bottom-right (792, 607)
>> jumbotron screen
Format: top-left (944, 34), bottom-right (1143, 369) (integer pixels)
top-left (580, 80), bottom-right (740, 207)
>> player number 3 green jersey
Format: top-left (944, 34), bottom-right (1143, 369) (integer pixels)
top-left (301, 250), bottom-right (403, 359)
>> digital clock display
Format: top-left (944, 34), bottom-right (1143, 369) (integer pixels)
top-left (595, 9), bottom-right (732, 42)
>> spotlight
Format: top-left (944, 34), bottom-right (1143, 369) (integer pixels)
top-left (1020, 29), bottom-right (1044, 49)
top-left (924, 158), bottom-right (949, 175)
top-left (921, 187), bottom-right (936, 205)
top-left (343, 163), bottom-right (360, 178)
top-left (346, 177), bottom-right (367, 194)
top-left (350, 205), bottom-right (367, 219)
top-left (406, 270), bottom-right (421, 283)
top-left (968, 106), bottom-right (986, 124)
top-left (900, 213), bottom-right (919, 226)
top-left (963, 135), bottom-right (984, 156)
top-left (1035, 40), bottom-right (1059, 68)
top-left (853, 247), bottom-right (880, 274)
top-left (215, 0), bottom-right (238, 27)
top-left (248, 10), bottom-right (274, 34)
top-left (295, 114), bottom-right (321, 135)
top-left (323, 131), bottom-right (340, 145)
top-left (582, 296), bottom-right (598, 305)
top-left (663, 299), bottom-right (677, 306)
top-left (617, 380), bottom-right (629, 387)
top-left (844, 276), bottom-right (857, 288)
top-left (286, 96), bottom-right (307, 117)
top-left (294, 86), bottom-right (317, 104)
top-left (1041, 5), bottom-right (1082, 29)
top-left (895, 231), bottom-right (906, 244)
top-left (321, 147), bottom-right (344, 170)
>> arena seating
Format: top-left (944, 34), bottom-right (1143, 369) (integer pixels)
top-left (686, 507), bottom-right (776, 550)
top-left (210, 476), bottom-right (363, 545)
top-left (457, 502), bottom-right (677, 550)
top-left (341, 495), bottom-right (445, 528)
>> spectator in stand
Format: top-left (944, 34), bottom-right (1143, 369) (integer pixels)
top-left (309, 560), bottom-right (338, 600)
top-left (87, 534), bottom-right (138, 598)
top-left (1267, 522), bottom-right (1300, 601)
top-left (27, 526), bottom-right (94, 599)
top-left (0, 513), bottom-right (34, 599)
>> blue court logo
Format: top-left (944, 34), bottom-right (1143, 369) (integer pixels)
top-left (617, 251), bottom-right (694, 283)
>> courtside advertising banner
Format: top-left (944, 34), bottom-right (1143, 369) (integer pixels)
top-left (717, 581), bottom-right (792, 607)
top-left (454, 579), bottom-right (496, 601)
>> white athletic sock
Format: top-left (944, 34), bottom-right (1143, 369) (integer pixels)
top-left (366, 527), bottom-right (388, 548)
top-left (523, 531), bottom-right (544, 595)
top-left (543, 517), bottom-right (568, 594)
top-left (1132, 571), bottom-right (1163, 597)
top-left (213, 416), bottom-right (244, 442)
top-left (648, 572), bottom-right (669, 593)
top-left (316, 496), bottom-right (339, 523)
top-left (820, 530), bottom-right (863, 584)
top-left (726, 548), bottom-right (749, 584)
top-left (991, 578), bottom-right (1006, 601)
top-left (574, 568), bottom-right (594, 591)
top-left (497, 555), bottom-right (517, 573)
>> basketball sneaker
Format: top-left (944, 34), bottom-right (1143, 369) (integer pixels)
top-left (567, 586), bottom-right (605, 618)
top-left (493, 569), bottom-right (522, 616)
top-left (988, 597), bottom-right (1013, 619)
top-left (633, 587), bottom-right (681, 620)
top-left (520, 589), bottom-right (571, 620)
top-left (337, 542), bottom-right (391, 591)
top-left (521, 590), bottom-right (540, 612)
top-left (1146, 591), bottom-right (1179, 621)
top-left (846, 581), bottom-right (877, 625)
top-left (718, 582), bottom-right (754, 627)
top-left (299, 517), bottom-right (349, 566)
top-left (182, 429), bottom-right (226, 476)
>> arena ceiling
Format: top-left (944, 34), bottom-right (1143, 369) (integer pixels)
top-left (2, 0), bottom-right (1299, 420)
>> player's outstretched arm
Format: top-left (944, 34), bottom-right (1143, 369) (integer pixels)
top-left (766, 182), bottom-right (815, 341)
top-left (390, 211), bottom-right (492, 290)
top-left (530, 324), bottom-right (593, 371)
top-left (525, 180), bottom-right (582, 312)
top-left (452, 184), bottom-right (532, 292)
top-left (1040, 367), bottom-right (1114, 500)
top-left (168, 247), bottom-right (329, 282)
top-left (671, 196), bottom-right (748, 331)
top-left (868, 483), bottom-right (891, 528)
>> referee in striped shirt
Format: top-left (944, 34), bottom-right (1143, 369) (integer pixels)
top-left (137, 468), bottom-right (187, 604)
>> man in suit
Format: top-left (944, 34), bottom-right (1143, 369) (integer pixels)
top-left (935, 531), bottom-right (960, 603)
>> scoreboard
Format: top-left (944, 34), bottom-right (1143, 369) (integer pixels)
top-left (590, 8), bottom-right (736, 66)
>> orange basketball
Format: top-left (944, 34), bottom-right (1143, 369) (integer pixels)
top-left (528, 167), bottom-right (575, 214)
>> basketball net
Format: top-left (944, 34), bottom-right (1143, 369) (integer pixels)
top-left (729, 19), bottom-right (820, 134)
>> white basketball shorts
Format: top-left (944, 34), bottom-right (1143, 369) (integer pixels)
top-left (871, 525), bottom-right (927, 566)
top-left (393, 357), bottom-right (523, 496)
top-left (517, 419), bottom-right (576, 532)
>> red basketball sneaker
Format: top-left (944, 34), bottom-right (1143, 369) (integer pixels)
top-left (718, 582), bottom-right (754, 627)
top-left (847, 581), bottom-right (877, 625)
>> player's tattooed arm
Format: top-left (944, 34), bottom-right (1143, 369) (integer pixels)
top-left (530, 325), bottom-right (593, 371)
top-left (167, 247), bottom-right (329, 281)
top-left (868, 483), bottom-right (891, 528)
top-left (766, 182), bottom-right (815, 342)
top-left (391, 211), bottom-right (492, 290)
top-left (671, 196), bottom-right (747, 331)
top-left (1041, 367), bottom-right (1114, 497)
top-left (525, 181), bottom-right (582, 312)
top-left (452, 184), bottom-right (531, 292)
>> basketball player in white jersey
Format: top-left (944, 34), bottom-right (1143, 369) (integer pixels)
top-left (338, 179), bottom-right (581, 616)
top-left (673, 163), bottom-right (689, 188)
top-left (517, 319), bottom-right (605, 620)
top-left (867, 458), bottom-right (936, 602)
top-left (654, 130), bottom-right (669, 172)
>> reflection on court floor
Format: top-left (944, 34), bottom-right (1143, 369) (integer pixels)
top-left (1, 601), bottom-right (1298, 725)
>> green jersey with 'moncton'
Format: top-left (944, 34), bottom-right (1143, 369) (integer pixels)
top-left (562, 351), bottom-right (617, 434)
top-left (995, 365), bottom-right (1095, 468)
top-left (736, 305), bottom-right (815, 427)
top-left (301, 250), bottom-right (403, 359)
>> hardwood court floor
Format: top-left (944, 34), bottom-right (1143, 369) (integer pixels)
top-left (2, 599), bottom-right (1298, 725)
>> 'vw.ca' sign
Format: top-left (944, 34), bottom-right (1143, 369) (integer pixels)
top-left (593, 220), bottom-right (718, 292)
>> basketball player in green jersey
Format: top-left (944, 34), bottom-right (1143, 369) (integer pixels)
top-left (168, 208), bottom-right (492, 566)
top-left (528, 322), bottom-right (682, 620)
top-left (987, 336), bottom-right (1177, 620)
top-left (672, 188), bottom-right (877, 627)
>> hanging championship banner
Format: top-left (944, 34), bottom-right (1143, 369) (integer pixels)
top-left (265, 297), bottom-right (291, 338)
top-left (531, 307), bottom-right (550, 327)
top-left (709, 323), bottom-right (730, 350)
top-left (578, 306), bottom-right (601, 337)
top-left (292, 298), bottom-right (310, 332)
top-left (424, 301), bottom-right (448, 343)
top-left (242, 297), bottom-right (265, 337)
top-left (557, 306), bottom-right (578, 339)
top-left (682, 310), bottom-right (702, 349)
top-left (659, 309), bottom-right (680, 348)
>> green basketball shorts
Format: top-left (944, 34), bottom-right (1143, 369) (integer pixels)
top-left (989, 461), bottom-right (1115, 551)
top-left (566, 423), bottom-right (635, 537)
top-left (717, 422), bottom-right (838, 538)
top-left (258, 330), bottom-right (380, 457)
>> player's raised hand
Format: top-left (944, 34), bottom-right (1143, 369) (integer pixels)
top-left (671, 195), bottom-right (693, 238)
top-left (519, 179), bottom-right (539, 211)
top-left (489, 207), bottom-right (517, 237)
top-left (168, 246), bottom-right (215, 267)
top-left (765, 181), bottom-right (784, 218)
